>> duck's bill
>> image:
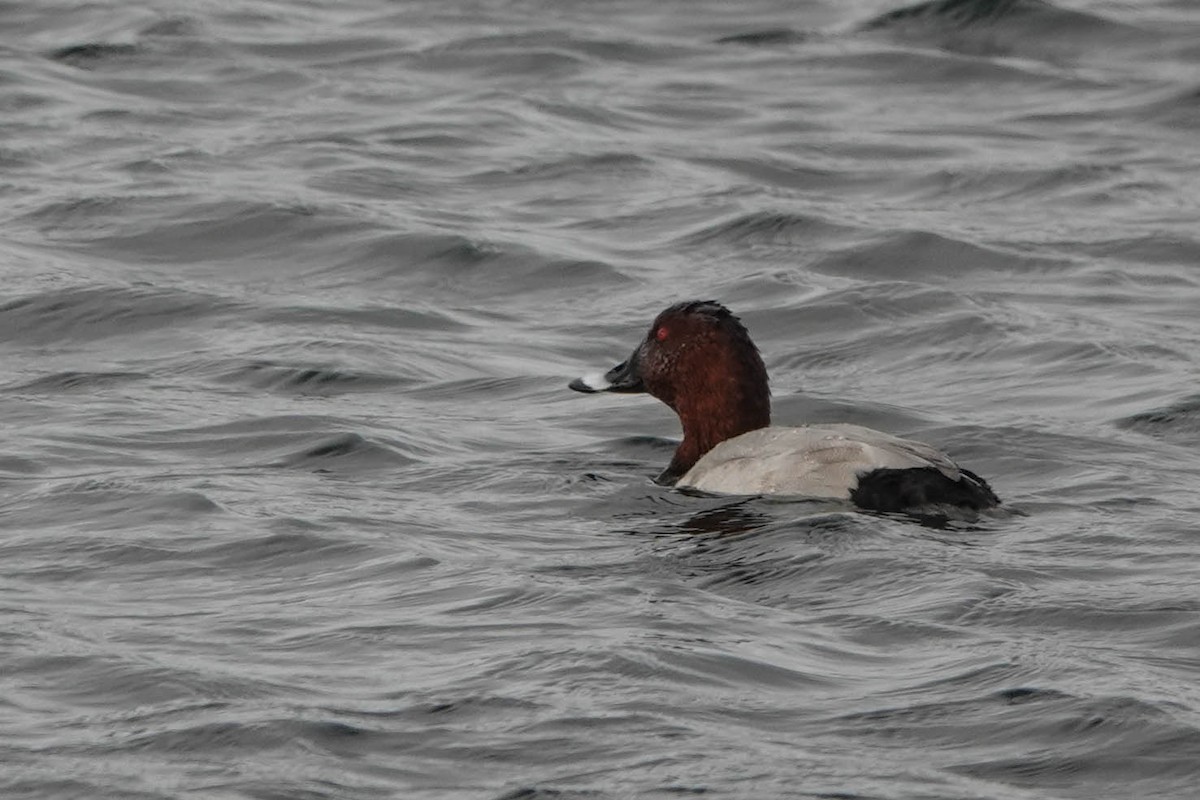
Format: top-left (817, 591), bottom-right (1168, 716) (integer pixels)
top-left (568, 371), bottom-right (615, 393)
top-left (569, 355), bottom-right (645, 394)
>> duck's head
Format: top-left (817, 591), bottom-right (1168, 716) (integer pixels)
top-left (570, 300), bottom-right (771, 480)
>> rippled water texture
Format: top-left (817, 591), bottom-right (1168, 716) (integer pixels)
top-left (3, 0), bottom-right (1200, 798)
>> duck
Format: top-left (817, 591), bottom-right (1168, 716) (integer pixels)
top-left (569, 300), bottom-right (999, 513)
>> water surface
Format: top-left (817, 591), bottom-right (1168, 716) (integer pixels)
top-left (3, 1), bottom-right (1200, 798)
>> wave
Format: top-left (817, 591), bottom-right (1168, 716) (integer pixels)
top-left (863, 0), bottom-right (1052, 29)
top-left (1117, 396), bottom-right (1200, 441)
top-left (213, 361), bottom-right (407, 396)
top-left (3, 370), bottom-right (148, 394)
top-left (0, 284), bottom-right (235, 344)
top-left (860, 0), bottom-right (1155, 62)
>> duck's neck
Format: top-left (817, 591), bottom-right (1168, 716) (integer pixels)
top-left (658, 389), bottom-right (771, 484)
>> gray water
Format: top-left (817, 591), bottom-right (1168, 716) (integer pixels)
top-left (3, 1), bottom-right (1200, 798)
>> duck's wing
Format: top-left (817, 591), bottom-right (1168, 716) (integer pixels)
top-left (678, 425), bottom-right (964, 498)
top-left (815, 423), bottom-right (964, 480)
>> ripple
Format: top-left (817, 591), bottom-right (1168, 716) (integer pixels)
top-left (195, 530), bottom-right (376, 570)
top-left (0, 481), bottom-right (223, 534)
top-left (214, 361), bottom-right (407, 395)
top-left (859, 0), bottom-right (1153, 62)
top-left (864, 0), bottom-right (1059, 29)
top-left (26, 199), bottom-right (374, 267)
top-left (715, 28), bottom-right (814, 47)
top-left (1117, 396), bottom-right (1200, 441)
top-left (0, 284), bottom-right (235, 344)
top-left (273, 432), bottom-right (416, 472)
top-left (49, 43), bottom-right (142, 69)
top-left (1134, 83), bottom-right (1200, 130)
top-left (468, 152), bottom-right (652, 186)
top-left (811, 229), bottom-right (1063, 279)
top-left (678, 210), bottom-right (861, 248)
top-left (2, 370), bottom-right (148, 393)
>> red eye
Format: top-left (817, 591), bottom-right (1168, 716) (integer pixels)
top-left (655, 326), bottom-right (669, 341)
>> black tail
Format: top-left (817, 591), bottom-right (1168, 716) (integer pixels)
top-left (850, 466), bottom-right (1000, 513)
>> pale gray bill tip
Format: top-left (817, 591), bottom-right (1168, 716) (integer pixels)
top-left (569, 372), bottom-right (611, 393)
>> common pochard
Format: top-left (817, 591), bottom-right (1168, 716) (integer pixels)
top-left (569, 300), bottom-right (999, 512)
